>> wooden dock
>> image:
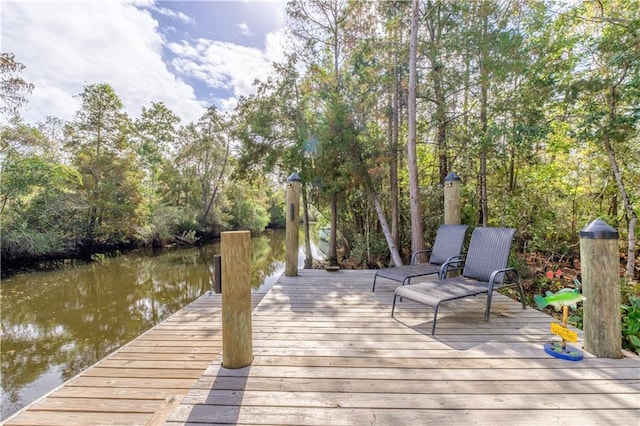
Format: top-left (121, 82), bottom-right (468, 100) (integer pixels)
top-left (4, 270), bottom-right (640, 425)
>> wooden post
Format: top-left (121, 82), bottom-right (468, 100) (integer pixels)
top-left (213, 254), bottom-right (221, 294)
top-left (579, 219), bottom-right (622, 359)
top-left (285, 173), bottom-right (301, 277)
top-left (561, 306), bottom-right (569, 349)
top-left (221, 231), bottom-right (253, 368)
top-left (444, 172), bottom-right (461, 225)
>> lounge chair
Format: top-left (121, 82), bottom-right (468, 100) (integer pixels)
top-left (372, 224), bottom-right (468, 292)
top-left (391, 227), bottom-right (526, 335)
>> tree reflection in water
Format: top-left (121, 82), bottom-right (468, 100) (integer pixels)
top-left (0, 230), bottom-right (292, 420)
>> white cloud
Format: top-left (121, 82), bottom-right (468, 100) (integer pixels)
top-left (168, 26), bottom-right (288, 110)
top-left (238, 22), bottom-right (253, 36)
top-left (154, 5), bottom-right (195, 25)
top-left (2, 0), bottom-right (205, 125)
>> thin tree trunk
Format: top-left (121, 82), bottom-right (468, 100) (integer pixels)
top-left (372, 193), bottom-right (403, 267)
top-left (390, 14), bottom-right (401, 250)
top-left (302, 183), bottom-right (313, 269)
top-left (478, 2), bottom-right (489, 227)
top-left (202, 133), bottom-right (230, 222)
top-left (390, 92), bottom-right (399, 249)
top-left (604, 85), bottom-right (637, 279)
top-left (328, 192), bottom-right (338, 265)
top-left (407, 0), bottom-right (424, 253)
top-left (428, 18), bottom-right (448, 185)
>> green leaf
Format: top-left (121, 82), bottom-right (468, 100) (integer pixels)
top-left (629, 335), bottom-right (640, 349)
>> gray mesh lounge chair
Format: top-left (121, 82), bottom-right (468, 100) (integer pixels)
top-left (391, 227), bottom-right (526, 335)
top-left (372, 224), bottom-right (468, 292)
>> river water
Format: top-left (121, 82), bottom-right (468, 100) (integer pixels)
top-left (0, 229), bottom-right (319, 420)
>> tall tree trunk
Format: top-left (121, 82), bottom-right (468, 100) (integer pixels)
top-left (426, 8), bottom-right (448, 185)
top-left (202, 134), bottom-right (230, 223)
top-left (434, 66), bottom-right (448, 185)
top-left (390, 13), bottom-right (402, 251)
top-left (604, 85), bottom-right (637, 279)
top-left (302, 183), bottom-right (313, 269)
top-left (407, 0), bottom-right (424, 253)
top-left (354, 144), bottom-right (404, 267)
top-left (390, 90), bottom-right (399, 249)
top-left (373, 193), bottom-right (403, 267)
top-left (478, 2), bottom-right (489, 227)
top-left (328, 191), bottom-right (339, 265)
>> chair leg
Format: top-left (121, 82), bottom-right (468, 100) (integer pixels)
top-left (484, 292), bottom-right (493, 322)
top-left (372, 274), bottom-right (378, 292)
top-left (431, 305), bottom-right (440, 335)
top-left (517, 281), bottom-right (526, 309)
top-left (391, 294), bottom-right (397, 317)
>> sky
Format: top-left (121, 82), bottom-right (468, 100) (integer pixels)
top-left (1, 0), bottom-right (289, 126)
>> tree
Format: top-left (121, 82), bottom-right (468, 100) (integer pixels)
top-left (0, 123), bottom-right (82, 263)
top-left (0, 53), bottom-right (34, 121)
top-left (569, 0), bottom-right (639, 278)
top-left (66, 83), bottom-right (143, 246)
top-left (134, 101), bottom-right (180, 208)
top-left (407, 0), bottom-right (424, 252)
top-left (287, 0), bottom-right (355, 266)
top-left (174, 106), bottom-right (230, 228)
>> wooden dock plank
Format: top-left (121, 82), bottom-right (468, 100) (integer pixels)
top-left (191, 376), bottom-right (640, 395)
top-left (169, 405), bottom-right (640, 426)
top-left (180, 389), bottom-right (640, 410)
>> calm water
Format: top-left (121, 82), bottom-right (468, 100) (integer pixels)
top-left (0, 229), bottom-right (316, 420)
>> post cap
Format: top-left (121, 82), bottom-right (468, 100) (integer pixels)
top-left (287, 173), bottom-right (301, 183)
top-left (444, 172), bottom-right (461, 182)
top-left (579, 218), bottom-right (619, 240)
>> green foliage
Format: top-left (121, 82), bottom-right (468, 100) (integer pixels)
top-left (0, 227), bottom-right (75, 262)
top-left (568, 307), bottom-right (584, 330)
top-left (136, 205), bottom-right (200, 245)
top-left (267, 188), bottom-right (286, 229)
top-left (348, 231), bottom-right (390, 268)
top-left (621, 282), bottom-right (640, 354)
top-left (223, 181), bottom-right (270, 234)
top-left (621, 296), bottom-right (640, 354)
top-left (1, 152), bottom-right (83, 263)
top-left (1, 53), bottom-right (34, 119)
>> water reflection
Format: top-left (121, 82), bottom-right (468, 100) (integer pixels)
top-left (0, 229), bottom-right (298, 420)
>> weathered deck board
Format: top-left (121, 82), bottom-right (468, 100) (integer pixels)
top-left (167, 269), bottom-right (640, 426)
top-left (4, 270), bottom-right (639, 426)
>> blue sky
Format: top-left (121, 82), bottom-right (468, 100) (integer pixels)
top-left (1, 0), bottom-right (289, 125)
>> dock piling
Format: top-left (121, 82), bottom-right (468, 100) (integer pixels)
top-left (221, 230), bottom-right (253, 368)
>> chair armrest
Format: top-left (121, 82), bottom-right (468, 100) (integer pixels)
top-left (410, 249), bottom-right (433, 265)
top-left (438, 255), bottom-right (466, 278)
top-left (488, 267), bottom-right (520, 292)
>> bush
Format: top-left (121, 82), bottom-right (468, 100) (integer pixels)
top-left (349, 232), bottom-right (390, 268)
top-left (621, 296), bottom-right (640, 354)
top-left (0, 228), bottom-right (74, 266)
top-left (136, 205), bottom-right (200, 245)
top-left (621, 281), bottom-right (640, 354)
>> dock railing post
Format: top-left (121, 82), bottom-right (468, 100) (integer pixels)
top-left (444, 172), bottom-right (461, 225)
top-left (579, 218), bottom-right (622, 358)
top-left (221, 230), bottom-right (253, 368)
top-left (285, 173), bottom-right (301, 277)
top-left (213, 254), bottom-right (222, 294)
